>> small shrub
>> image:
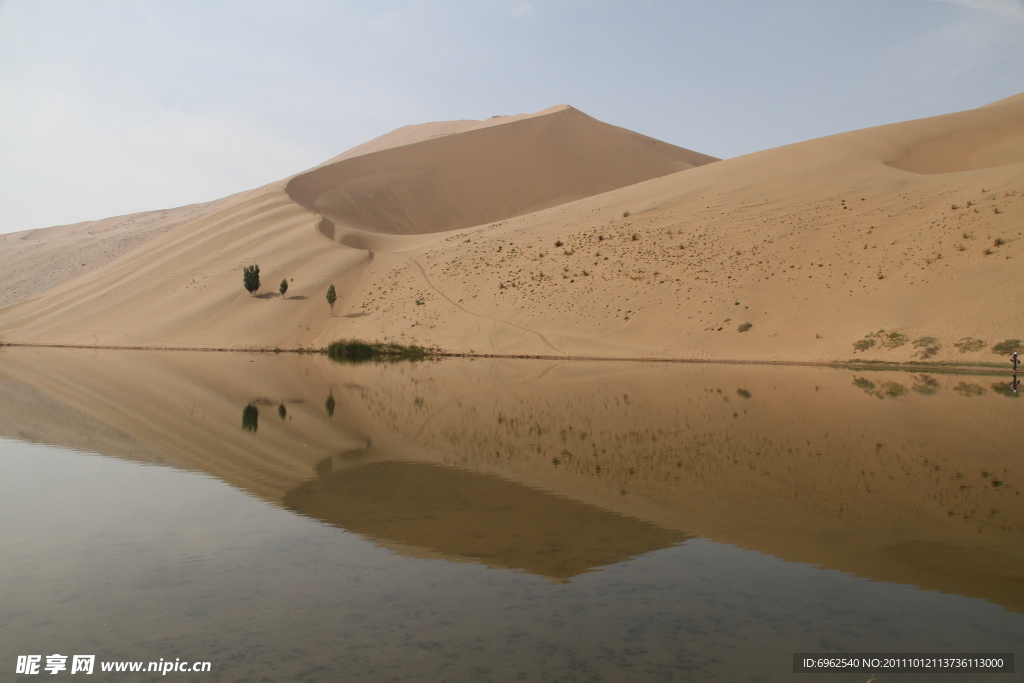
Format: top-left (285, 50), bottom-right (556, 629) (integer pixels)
top-left (243, 264), bottom-right (260, 294)
top-left (325, 339), bottom-right (430, 363)
top-left (853, 338), bottom-right (876, 352)
top-left (623, 210), bottom-right (630, 218)
top-left (912, 336), bottom-right (941, 359)
top-left (954, 337), bottom-right (986, 353)
top-left (737, 322), bottom-right (752, 333)
top-left (992, 339), bottom-right (1023, 355)
top-left (994, 238), bottom-right (1005, 246)
top-left (279, 279), bottom-right (288, 297)
top-left (555, 240), bottom-right (563, 247)
top-left (880, 331), bottom-right (908, 349)
top-left (631, 234), bottom-right (639, 241)
top-left (241, 404), bottom-right (259, 432)
top-left (278, 403), bottom-right (287, 419)
top-left (984, 248), bottom-right (993, 256)
top-left (737, 388), bottom-right (751, 399)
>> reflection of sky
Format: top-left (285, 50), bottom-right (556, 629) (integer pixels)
top-left (1, 1), bottom-right (1023, 234)
top-left (2, 439), bottom-right (1022, 682)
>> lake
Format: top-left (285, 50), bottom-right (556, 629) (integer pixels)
top-left (1, 348), bottom-right (1021, 681)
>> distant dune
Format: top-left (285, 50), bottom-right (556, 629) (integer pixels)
top-left (0, 97), bottom-right (1021, 363)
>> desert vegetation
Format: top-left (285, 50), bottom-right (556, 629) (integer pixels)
top-left (325, 339), bottom-right (431, 362)
top-left (243, 264), bottom-right (260, 295)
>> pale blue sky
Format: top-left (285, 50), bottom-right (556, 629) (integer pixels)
top-left (1, 0), bottom-right (1022, 234)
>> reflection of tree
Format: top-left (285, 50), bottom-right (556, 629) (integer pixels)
top-left (278, 403), bottom-right (287, 419)
top-left (325, 393), bottom-right (335, 417)
top-left (242, 404), bottom-right (259, 432)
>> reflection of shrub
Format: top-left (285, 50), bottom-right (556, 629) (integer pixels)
top-left (737, 322), bottom-right (752, 333)
top-left (242, 404), bottom-right (259, 432)
top-left (853, 338), bottom-right (876, 352)
top-left (912, 336), bottom-right (941, 359)
top-left (853, 376), bottom-right (906, 398)
top-left (992, 339), bottom-right (1023, 355)
top-left (912, 375), bottom-right (940, 395)
top-left (325, 393), bottom-right (335, 417)
top-left (953, 382), bottom-right (985, 397)
top-left (954, 337), bottom-right (986, 353)
top-left (879, 381), bottom-right (906, 398)
top-left (278, 403), bottom-right (287, 419)
top-left (992, 382), bottom-right (1020, 398)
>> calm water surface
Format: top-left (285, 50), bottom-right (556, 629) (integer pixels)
top-left (0, 349), bottom-right (1021, 682)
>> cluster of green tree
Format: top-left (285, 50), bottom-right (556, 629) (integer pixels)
top-left (242, 264), bottom-right (336, 314)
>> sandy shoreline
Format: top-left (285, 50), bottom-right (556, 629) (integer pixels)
top-left (1, 341), bottom-right (1016, 375)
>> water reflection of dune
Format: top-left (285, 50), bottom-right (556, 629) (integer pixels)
top-left (283, 460), bottom-right (687, 580)
top-left (0, 348), bottom-right (1021, 609)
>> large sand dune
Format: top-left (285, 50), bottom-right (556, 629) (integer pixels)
top-left (286, 105), bottom-right (718, 238)
top-left (0, 97), bottom-right (1021, 362)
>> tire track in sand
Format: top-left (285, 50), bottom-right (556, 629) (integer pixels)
top-left (405, 255), bottom-right (563, 354)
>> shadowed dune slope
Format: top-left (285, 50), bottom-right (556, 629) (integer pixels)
top-left (285, 105), bottom-right (718, 236)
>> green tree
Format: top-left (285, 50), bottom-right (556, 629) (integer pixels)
top-left (243, 264), bottom-right (260, 294)
top-left (279, 279), bottom-right (289, 298)
top-left (326, 283), bottom-right (337, 315)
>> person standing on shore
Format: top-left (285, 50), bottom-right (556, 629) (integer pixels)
top-left (1012, 351), bottom-right (1019, 371)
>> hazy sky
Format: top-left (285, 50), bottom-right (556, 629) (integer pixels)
top-left (1, 0), bottom-right (1022, 234)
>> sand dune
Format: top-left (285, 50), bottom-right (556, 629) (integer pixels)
top-left (0, 98), bottom-right (1021, 362)
top-left (0, 199), bottom-right (231, 309)
top-left (286, 105), bottom-right (717, 237)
